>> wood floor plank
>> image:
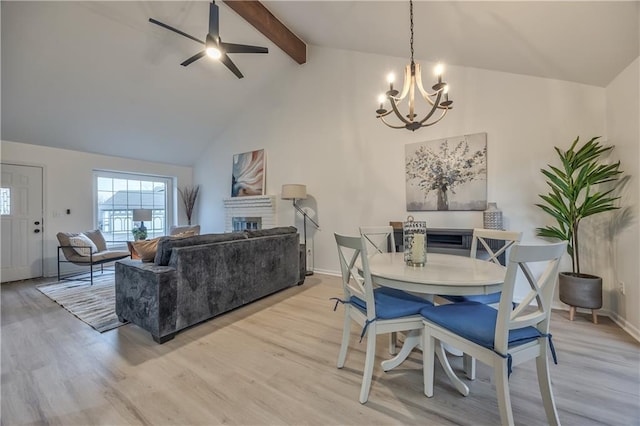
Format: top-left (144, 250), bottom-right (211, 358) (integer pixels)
top-left (2, 274), bottom-right (639, 425)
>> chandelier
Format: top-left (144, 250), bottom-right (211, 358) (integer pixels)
top-left (376, 0), bottom-right (453, 131)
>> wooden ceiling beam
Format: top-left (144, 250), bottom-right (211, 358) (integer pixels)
top-left (223, 0), bottom-right (306, 65)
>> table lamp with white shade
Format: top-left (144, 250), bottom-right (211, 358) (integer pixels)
top-left (133, 208), bottom-right (152, 234)
top-left (281, 184), bottom-right (320, 276)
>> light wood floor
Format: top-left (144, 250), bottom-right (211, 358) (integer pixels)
top-left (2, 274), bottom-right (639, 425)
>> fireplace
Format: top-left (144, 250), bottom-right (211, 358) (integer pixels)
top-left (223, 195), bottom-right (276, 232)
top-left (232, 217), bottom-right (262, 231)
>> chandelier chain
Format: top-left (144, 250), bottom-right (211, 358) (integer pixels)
top-left (409, 0), bottom-right (414, 64)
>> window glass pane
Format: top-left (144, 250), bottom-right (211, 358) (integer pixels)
top-left (97, 177), bottom-right (112, 192)
top-left (128, 180), bottom-right (141, 192)
top-left (113, 179), bottom-right (128, 192)
top-left (0, 188), bottom-right (10, 215)
top-left (94, 171), bottom-right (173, 246)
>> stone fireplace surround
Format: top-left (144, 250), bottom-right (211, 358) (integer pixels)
top-left (223, 195), bottom-right (276, 232)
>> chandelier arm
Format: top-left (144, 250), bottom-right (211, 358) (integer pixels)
top-left (414, 63), bottom-right (437, 106)
top-left (376, 109), bottom-right (394, 118)
top-left (388, 98), bottom-right (413, 125)
top-left (418, 104), bottom-right (448, 127)
top-left (378, 115), bottom-right (410, 129)
top-left (416, 91), bottom-right (443, 125)
top-left (395, 64), bottom-right (412, 101)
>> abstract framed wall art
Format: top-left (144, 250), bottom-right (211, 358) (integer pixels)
top-left (405, 133), bottom-right (487, 211)
top-left (231, 149), bottom-right (266, 197)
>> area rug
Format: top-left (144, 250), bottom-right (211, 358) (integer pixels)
top-left (36, 274), bottom-right (127, 332)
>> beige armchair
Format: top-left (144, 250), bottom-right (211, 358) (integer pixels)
top-left (57, 229), bottom-right (130, 285)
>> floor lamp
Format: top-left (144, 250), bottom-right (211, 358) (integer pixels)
top-left (281, 184), bottom-right (319, 276)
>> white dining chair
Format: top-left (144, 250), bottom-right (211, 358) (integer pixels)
top-left (439, 228), bottom-right (522, 379)
top-left (359, 225), bottom-right (401, 354)
top-left (359, 225), bottom-right (396, 255)
top-left (421, 241), bottom-right (566, 426)
top-left (333, 233), bottom-right (433, 403)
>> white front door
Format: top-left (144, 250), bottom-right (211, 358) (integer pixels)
top-left (1, 164), bottom-right (44, 282)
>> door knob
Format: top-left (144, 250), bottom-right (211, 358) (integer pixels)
top-left (34, 229), bottom-right (41, 233)
top-left (34, 221), bottom-right (40, 225)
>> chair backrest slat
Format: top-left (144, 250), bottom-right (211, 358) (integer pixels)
top-left (335, 233), bottom-right (376, 320)
top-left (359, 226), bottom-right (396, 256)
top-left (470, 228), bottom-right (522, 265)
top-left (494, 242), bottom-right (566, 353)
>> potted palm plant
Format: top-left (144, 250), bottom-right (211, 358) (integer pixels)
top-left (536, 136), bottom-right (623, 323)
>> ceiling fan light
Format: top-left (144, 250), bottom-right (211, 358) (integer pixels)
top-left (206, 46), bottom-right (222, 59)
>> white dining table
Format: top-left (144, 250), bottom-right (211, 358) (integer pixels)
top-left (364, 252), bottom-right (506, 396)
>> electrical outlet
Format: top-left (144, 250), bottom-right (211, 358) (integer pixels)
top-left (618, 281), bottom-right (626, 295)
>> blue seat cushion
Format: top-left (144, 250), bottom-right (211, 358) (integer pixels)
top-left (350, 288), bottom-right (433, 319)
top-left (439, 292), bottom-right (502, 304)
top-left (420, 302), bottom-right (542, 350)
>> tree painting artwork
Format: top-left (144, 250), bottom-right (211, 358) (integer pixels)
top-left (231, 149), bottom-right (266, 197)
top-left (406, 133), bottom-right (487, 211)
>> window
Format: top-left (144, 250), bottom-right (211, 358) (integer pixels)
top-left (0, 188), bottom-right (10, 215)
top-left (94, 171), bottom-right (173, 246)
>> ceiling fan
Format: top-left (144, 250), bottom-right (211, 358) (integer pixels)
top-left (149, 1), bottom-right (268, 79)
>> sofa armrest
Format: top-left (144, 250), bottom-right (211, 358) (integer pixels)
top-left (115, 259), bottom-right (178, 342)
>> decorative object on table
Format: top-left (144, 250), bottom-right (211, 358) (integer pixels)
top-left (37, 274), bottom-right (128, 332)
top-left (281, 184), bottom-right (320, 276)
top-left (406, 133), bottom-right (487, 211)
top-left (178, 185), bottom-right (200, 225)
top-left (375, 0), bottom-right (452, 131)
top-left (148, 1), bottom-right (268, 79)
top-left (132, 209), bottom-right (152, 240)
top-left (403, 216), bottom-right (427, 266)
top-left (536, 136), bottom-right (624, 324)
top-left (483, 202), bottom-right (503, 230)
top-left (232, 149), bottom-right (265, 197)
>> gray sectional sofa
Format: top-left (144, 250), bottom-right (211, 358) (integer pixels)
top-left (115, 226), bottom-right (302, 343)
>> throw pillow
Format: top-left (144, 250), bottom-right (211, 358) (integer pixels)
top-left (131, 237), bottom-right (161, 262)
top-left (69, 234), bottom-right (98, 257)
top-left (83, 229), bottom-right (108, 252)
top-left (171, 230), bottom-right (197, 238)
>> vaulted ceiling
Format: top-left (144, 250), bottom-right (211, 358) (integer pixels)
top-left (2, 1), bottom-right (638, 166)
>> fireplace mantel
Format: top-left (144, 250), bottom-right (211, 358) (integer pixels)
top-left (223, 195), bottom-right (276, 232)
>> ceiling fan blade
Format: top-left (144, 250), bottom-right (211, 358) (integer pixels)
top-left (220, 53), bottom-right (244, 79)
top-left (209, 1), bottom-right (220, 39)
top-left (220, 42), bottom-right (268, 54)
top-left (149, 18), bottom-right (204, 45)
top-left (181, 51), bottom-right (207, 67)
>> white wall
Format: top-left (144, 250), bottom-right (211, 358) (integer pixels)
top-left (606, 57), bottom-right (640, 339)
top-left (1, 140), bottom-right (193, 277)
top-left (194, 45), bottom-right (608, 305)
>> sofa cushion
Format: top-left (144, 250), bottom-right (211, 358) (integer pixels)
top-left (69, 234), bottom-right (98, 256)
top-left (154, 232), bottom-right (248, 266)
top-left (83, 229), bottom-right (108, 252)
top-left (244, 226), bottom-right (297, 238)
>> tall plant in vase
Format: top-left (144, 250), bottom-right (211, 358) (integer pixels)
top-left (536, 136), bottom-right (623, 323)
top-left (179, 185), bottom-right (200, 225)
